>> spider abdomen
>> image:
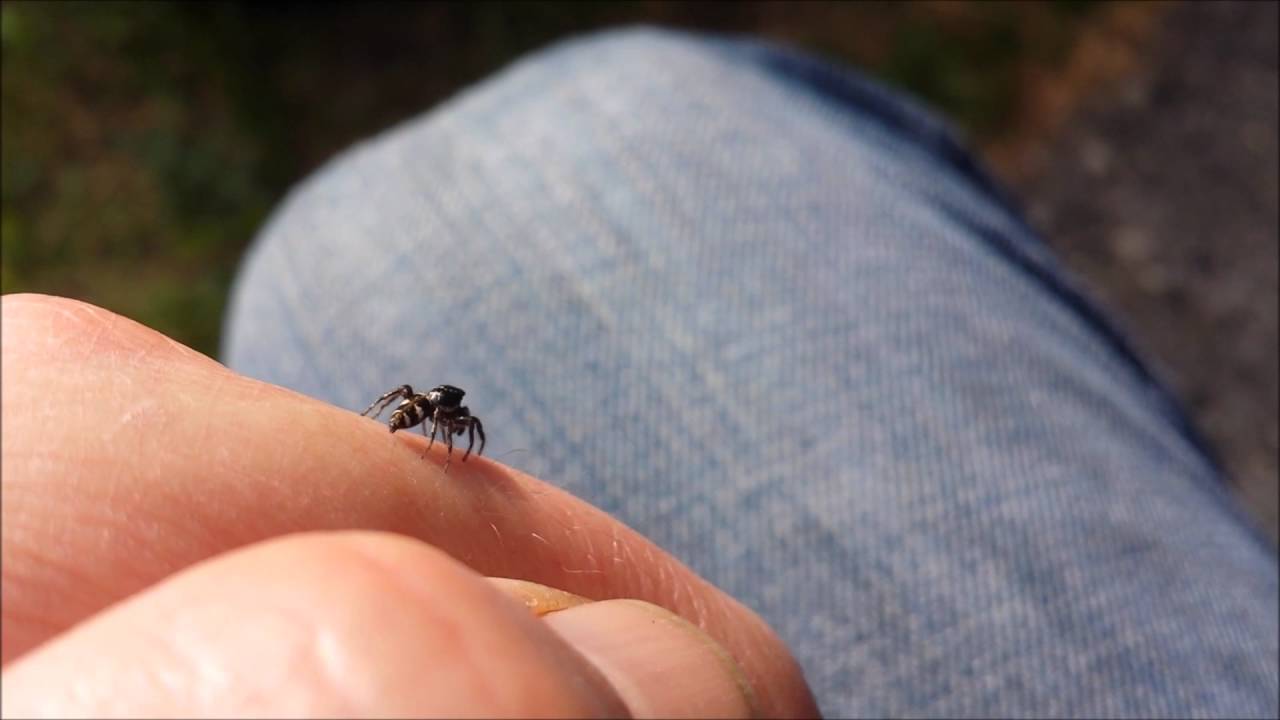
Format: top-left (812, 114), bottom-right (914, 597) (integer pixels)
top-left (389, 398), bottom-right (431, 431)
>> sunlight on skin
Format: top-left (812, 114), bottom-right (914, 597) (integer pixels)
top-left (0, 293), bottom-right (817, 718)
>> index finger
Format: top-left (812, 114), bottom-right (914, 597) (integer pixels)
top-left (1, 294), bottom-right (818, 717)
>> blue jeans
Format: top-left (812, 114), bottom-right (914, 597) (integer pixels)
top-left (222, 29), bottom-right (1278, 718)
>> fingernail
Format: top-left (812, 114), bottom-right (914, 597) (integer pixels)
top-left (486, 577), bottom-right (594, 617)
top-left (544, 599), bottom-right (759, 719)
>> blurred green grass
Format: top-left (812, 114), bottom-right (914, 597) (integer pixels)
top-left (1, 1), bottom-right (1102, 356)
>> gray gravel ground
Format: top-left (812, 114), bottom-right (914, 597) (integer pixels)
top-left (1014, 0), bottom-right (1278, 542)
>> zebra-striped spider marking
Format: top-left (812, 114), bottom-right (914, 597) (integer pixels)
top-left (361, 384), bottom-right (486, 466)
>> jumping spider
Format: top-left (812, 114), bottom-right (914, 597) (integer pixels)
top-left (361, 384), bottom-right (485, 465)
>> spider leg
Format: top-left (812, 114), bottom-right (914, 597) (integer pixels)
top-left (360, 385), bottom-right (412, 418)
top-left (440, 419), bottom-right (458, 472)
top-left (463, 416), bottom-right (485, 460)
top-left (427, 407), bottom-right (442, 450)
top-left (473, 417), bottom-right (485, 457)
top-left (418, 420), bottom-right (434, 457)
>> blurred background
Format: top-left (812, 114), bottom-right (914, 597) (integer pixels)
top-left (2, 1), bottom-right (1275, 542)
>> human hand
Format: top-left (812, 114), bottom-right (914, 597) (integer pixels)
top-left (0, 294), bottom-right (819, 718)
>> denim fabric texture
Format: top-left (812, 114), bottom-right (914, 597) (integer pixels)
top-left (222, 28), bottom-right (1280, 718)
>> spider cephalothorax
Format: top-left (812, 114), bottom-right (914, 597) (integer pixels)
top-left (360, 384), bottom-right (485, 465)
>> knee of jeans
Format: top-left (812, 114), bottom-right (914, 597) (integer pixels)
top-left (559, 24), bottom-right (738, 60)
top-left (528, 24), bottom-right (737, 83)
top-left (483, 25), bottom-right (768, 123)
top-left (475, 25), bottom-right (963, 178)
top-left (268, 25), bottom-right (759, 208)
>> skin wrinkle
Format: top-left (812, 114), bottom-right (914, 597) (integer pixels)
top-left (3, 295), bottom-right (211, 373)
top-left (93, 418), bottom-right (233, 566)
top-left (14, 534), bottom-right (620, 717)
top-left (309, 625), bottom-right (375, 717)
top-left (162, 602), bottom-right (321, 715)
top-left (0, 551), bottom-right (98, 651)
top-left (4, 405), bottom-right (244, 660)
top-left (334, 537), bottom-right (623, 716)
top-left (187, 368), bottom-right (247, 454)
top-left (71, 591), bottom-right (194, 716)
top-left (4, 485), bottom-right (135, 596)
top-left (302, 543), bottom-right (476, 713)
top-left (113, 398), bottom-right (161, 435)
top-left (327, 542), bottom-right (500, 709)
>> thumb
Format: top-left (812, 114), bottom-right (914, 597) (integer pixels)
top-left (493, 579), bottom-right (766, 718)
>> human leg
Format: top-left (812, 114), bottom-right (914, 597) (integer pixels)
top-left (223, 29), bottom-right (1277, 717)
